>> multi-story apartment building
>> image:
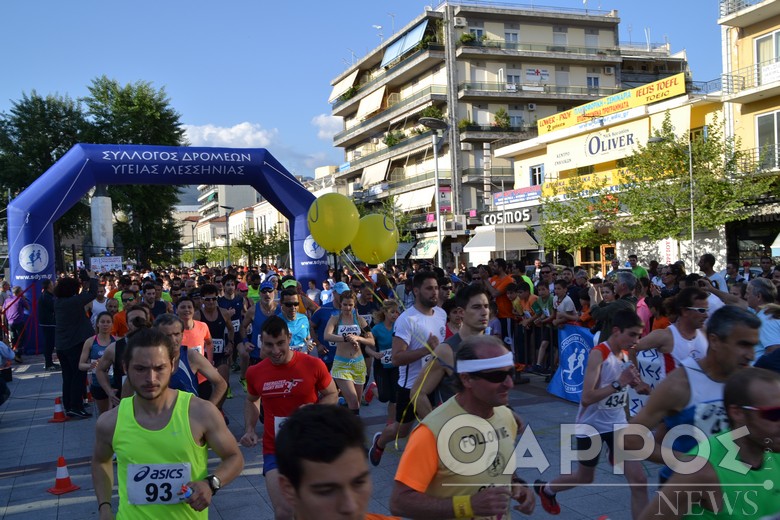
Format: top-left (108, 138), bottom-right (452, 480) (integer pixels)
top-left (328, 1), bottom-right (688, 266)
top-left (196, 184), bottom-right (261, 221)
top-left (719, 0), bottom-right (780, 262)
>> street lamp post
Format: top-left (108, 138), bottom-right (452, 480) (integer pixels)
top-left (220, 205), bottom-right (234, 268)
top-left (191, 223), bottom-right (196, 268)
top-left (419, 116), bottom-right (449, 270)
top-left (648, 135), bottom-right (695, 271)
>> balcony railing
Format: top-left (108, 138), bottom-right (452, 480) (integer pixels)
top-left (460, 124), bottom-right (538, 137)
top-left (331, 44), bottom-right (445, 110)
top-left (722, 59), bottom-right (780, 95)
top-left (345, 131), bottom-right (435, 172)
top-left (456, 39), bottom-right (621, 58)
top-left (737, 144), bottom-right (780, 172)
top-left (334, 85), bottom-right (447, 142)
top-left (719, 0), bottom-right (764, 17)
top-left (459, 81), bottom-right (623, 97)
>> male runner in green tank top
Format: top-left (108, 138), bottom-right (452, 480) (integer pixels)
top-left (91, 327), bottom-right (243, 519)
top-left (640, 367), bottom-right (780, 519)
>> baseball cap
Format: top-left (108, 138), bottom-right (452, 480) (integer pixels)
top-left (333, 282), bottom-right (350, 295)
top-left (260, 281), bottom-right (275, 291)
top-left (281, 279), bottom-right (298, 289)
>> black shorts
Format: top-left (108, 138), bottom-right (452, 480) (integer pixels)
top-left (575, 431), bottom-right (615, 467)
top-left (373, 362), bottom-right (399, 404)
top-left (90, 384), bottom-right (108, 401)
top-left (212, 353), bottom-right (229, 367)
top-left (395, 385), bottom-right (415, 424)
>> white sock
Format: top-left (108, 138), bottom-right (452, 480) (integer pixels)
top-left (543, 483), bottom-right (555, 496)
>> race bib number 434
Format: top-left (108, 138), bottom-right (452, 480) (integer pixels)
top-left (127, 463), bottom-right (191, 505)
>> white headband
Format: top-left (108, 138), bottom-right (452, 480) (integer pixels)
top-left (457, 353), bottom-right (514, 373)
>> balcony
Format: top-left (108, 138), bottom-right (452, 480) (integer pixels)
top-left (459, 124), bottom-right (538, 142)
top-left (333, 85), bottom-right (447, 147)
top-left (458, 81), bottom-right (623, 102)
top-left (719, 0), bottom-right (780, 27)
top-left (461, 167), bottom-right (515, 185)
top-left (197, 185), bottom-right (218, 203)
top-left (356, 169), bottom-right (453, 203)
top-left (332, 44), bottom-right (445, 116)
top-left (456, 39), bottom-right (621, 62)
top-left (722, 60), bottom-right (780, 103)
top-left (737, 144), bottom-right (780, 173)
top-left (338, 131), bottom-right (435, 177)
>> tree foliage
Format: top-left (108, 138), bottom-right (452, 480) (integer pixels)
top-left (618, 113), bottom-right (774, 242)
top-left (541, 112), bottom-right (774, 252)
top-left (234, 227), bottom-right (289, 266)
top-left (83, 76), bottom-right (186, 267)
top-left (0, 92), bottom-right (90, 269)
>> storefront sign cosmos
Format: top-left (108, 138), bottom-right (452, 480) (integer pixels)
top-left (481, 208), bottom-right (537, 226)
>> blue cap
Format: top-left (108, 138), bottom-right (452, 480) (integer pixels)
top-left (333, 282), bottom-right (350, 294)
top-left (449, 273), bottom-right (463, 283)
top-left (260, 281), bottom-right (275, 291)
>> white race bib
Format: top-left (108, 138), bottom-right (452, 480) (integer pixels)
top-left (599, 389), bottom-right (627, 410)
top-left (290, 344), bottom-right (306, 353)
top-left (231, 319), bottom-right (240, 333)
top-left (212, 338), bottom-right (225, 355)
top-left (274, 416), bottom-right (288, 436)
top-left (381, 351), bottom-right (393, 365)
top-left (126, 463), bottom-right (191, 505)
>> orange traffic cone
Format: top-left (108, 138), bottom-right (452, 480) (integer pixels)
top-left (47, 456), bottom-right (80, 495)
top-left (48, 397), bottom-right (68, 423)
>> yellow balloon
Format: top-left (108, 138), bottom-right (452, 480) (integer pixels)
top-left (350, 214), bottom-right (399, 265)
top-left (307, 193), bottom-right (360, 253)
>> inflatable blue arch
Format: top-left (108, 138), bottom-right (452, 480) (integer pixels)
top-left (7, 144), bottom-right (328, 290)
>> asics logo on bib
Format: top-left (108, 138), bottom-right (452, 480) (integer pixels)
top-left (133, 466), bottom-right (185, 482)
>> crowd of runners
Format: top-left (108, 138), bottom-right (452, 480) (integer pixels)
top-left (1, 254), bottom-right (779, 519)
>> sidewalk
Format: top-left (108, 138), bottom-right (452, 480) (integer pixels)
top-left (0, 355), bottom-right (658, 519)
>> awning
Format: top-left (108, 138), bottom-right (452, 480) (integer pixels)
top-left (380, 19), bottom-right (429, 68)
top-left (411, 237), bottom-right (439, 259)
top-left (356, 86), bottom-right (386, 120)
top-left (360, 159), bottom-right (390, 188)
top-left (464, 225), bottom-right (538, 253)
top-left (328, 69), bottom-right (360, 103)
top-left (395, 241), bottom-right (415, 259)
top-left (395, 186), bottom-right (435, 212)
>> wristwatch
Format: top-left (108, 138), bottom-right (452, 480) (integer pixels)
top-left (611, 380), bottom-right (622, 393)
top-left (206, 474), bottom-right (222, 495)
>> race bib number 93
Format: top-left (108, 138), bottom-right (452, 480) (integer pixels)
top-left (127, 463), bottom-right (191, 505)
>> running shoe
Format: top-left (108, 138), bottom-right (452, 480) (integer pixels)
top-left (368, 432), bottom-right (384, 466)
top-left (364, 382), bottom-right (377, 404)
top-left (231, 362), bottom-right (240, 373)
top-left (534, 480), bottom-right (561, 515)
top-left (226, 387), bottom-right (234, 399)
top-left (45, 364), bottom-right (61, 371)
top-left (239, 378), bottom-right (247, 391)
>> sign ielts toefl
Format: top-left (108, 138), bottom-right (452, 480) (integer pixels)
top-left (537, 72), bottom-right (687, 135)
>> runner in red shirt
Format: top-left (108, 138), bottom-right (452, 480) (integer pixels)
top-left (239, 315), bottom-right (338, 520)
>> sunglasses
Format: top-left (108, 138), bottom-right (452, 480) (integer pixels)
top-left (203, 297), bottom-right (217, 301)
top-left (441, 286), bottom-right (452, 290)
top-left (741, 405), bottom-right (780, 422)
top-left (283, 302), bottom-right (299, 307)
top-left (469, 369), bottom-right (515, 383)
top-left (685, 307), bottom-right (708, 314)
top-left (540, 271), bottom-right (551, 275)
top-left (261, 288), bottom-right (274, 294)
top-left (122, 298), bottom-right (134, 303)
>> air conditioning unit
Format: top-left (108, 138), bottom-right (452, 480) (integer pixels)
top-left (604, 66), bottom-right (615, 75)
top-left (371, 137), bottom-right (380, 145)
top-left (453, 17), bottom-right (467, 28)
top-left (505, 83), bottom-right (518, 92)
top-left (527, 103), bottom-right (537, 111)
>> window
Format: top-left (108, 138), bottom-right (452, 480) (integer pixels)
top-left (577, 165), bottom-right (594, 176)
top-left (587, 76), bottom-right (600, 90)
top-left (509, 108), bottom-right (524, 127)
top-left (553, 26), bottom-right (567, 47)
top-left (755, 30), bottom-right (780, 65)
top-left (530, 164), bottom-right (544, 186)
top-left (757, 110), bottom-right (780, 169)
top-left (504, 32), bottom-right (519, 43)
top-left (507, 73), bottom-right (522, 84)
top-left (470, 28), bottom-right (484, 39)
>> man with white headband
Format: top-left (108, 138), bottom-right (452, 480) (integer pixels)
top-left (390, 335), bottom-right (535, 519)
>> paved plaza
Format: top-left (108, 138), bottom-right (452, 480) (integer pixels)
top-left (0, 355), bottom-right (660, 519)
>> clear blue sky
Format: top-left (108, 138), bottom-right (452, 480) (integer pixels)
top-left (1, 0), bottom-right (721, 179)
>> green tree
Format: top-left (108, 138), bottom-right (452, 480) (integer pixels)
top-left (0, 92), bottom-right (90, 271)
top-left (234, 228), bottom-right (266, 267)
top-left (540, 175), bottom-right (618, 252)
top-left (82, 76), bottom-right (185, 267)
top-left (618, 113), bottom-right (774, 251)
